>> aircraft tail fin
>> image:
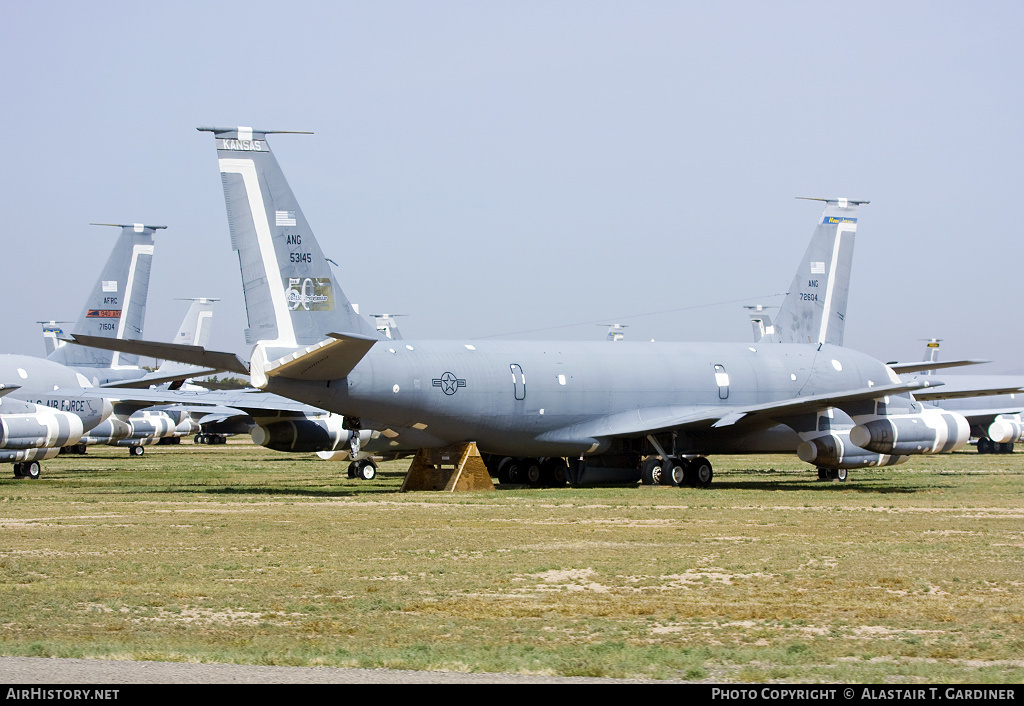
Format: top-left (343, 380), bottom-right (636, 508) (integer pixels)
top-left (154, 298), bottom-right (218, 377)
top-left (48, 223), bottom-right (163, 368)
top-left (744, 306), bottom-right (774, 343)
top-left (39, 321), bottom-right (72, 357)
top-left (766, 198), bottom-right (865, 346)
top-left (198, 126), bottom-right (379, 357)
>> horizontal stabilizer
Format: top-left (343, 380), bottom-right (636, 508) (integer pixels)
top-left (70, 334), bottom-right (250, 376)
top-left (260, 333), bottom-right (377, 382)
top-left (888, 359), bottom-right (990, 374)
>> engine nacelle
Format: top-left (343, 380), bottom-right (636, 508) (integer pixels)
top-left (251, 416), bottom-right (351, 453)
top-left (989, 414), bottom-right (1024, 444)
top-left (0, 404), bottom-right (85, 450)
top-left (315, 430), bottom-right (376, 461)
top-left (0, 447), bottom-right (61, 463)
top-left (113, 412), bottom-right (178, 446)
top-left (796, 431), bottom-right (909, 469)
top-left (173, 417), bottom-right (201, 437)
top-left (80, 417), bottom-right (133, 445)
top-left (850, 409), bottom-right (970, 455)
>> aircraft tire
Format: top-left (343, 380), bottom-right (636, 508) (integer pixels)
top-left (357, 460), bottom-right (377, 481)
top-left (977, 438), bottom-right (993, 454)
top-left (24, 462), bottom-right (41, 480)
top-left (347, 462), bottom-right (358, 479)
top-left (541, 457), bottom-right (568, 487)
top-left (690, 457), bottom-right (713, 488)
top-left (817, 467), bottom-right (830, 481)
top-left (130, 446), bottom-right (145, 457)
top-left (640, 457), bottom-right (663, 485)
top-left (835, 467), bottom-right (848, 482)
top-left (665, 458), bottom-right (687, 487)
top-left (522, 458), bottom-right (544, 487)
top-left (495, 457), bottom-right (514, 484)
top-left (13, 463), bottom-right (24, 478)
top-left (503, 458), bottom-right (524, 484)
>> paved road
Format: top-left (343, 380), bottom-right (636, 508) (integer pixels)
top-left (0, 656), bottom-right (681, 684)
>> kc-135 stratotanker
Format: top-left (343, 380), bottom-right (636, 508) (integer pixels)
top-left (78, 127), bottom-right (1023, 487)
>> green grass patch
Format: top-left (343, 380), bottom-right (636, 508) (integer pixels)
top-left (0, 442), bottom-right (1022, 681)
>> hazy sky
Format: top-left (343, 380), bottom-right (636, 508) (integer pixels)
top-left (4, 1), bottom-right (1022, 371)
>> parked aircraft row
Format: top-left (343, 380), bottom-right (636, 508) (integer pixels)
top-left (60, 126), bottom-right (1024, 488)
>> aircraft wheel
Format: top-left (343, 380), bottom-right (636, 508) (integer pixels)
top-left (130, 446), bottom-right (145, 457)
top-left (977, 438), bottom-right (993, 454)
top-left (495, 457), bottom-right (515, 484)
top-left (13, 463), bottom-right (24, 478)
top-left (347, 461), bottom-right (358, 479)
top-left (541, 457), bottom-right (568, 487)
top-left (817, 467), bottom-right (830, 481)
top-left (835, 467), bottom-right (849, 482)
top-left (665, 457), bottom-right (687, 487)
top-left (640, 457), bottom-right (663, 485)
top-left (522, 458), bottom-right (543, 487)
top-left (23, 462), bottom-right (41, 480)
top-left (506, 458), bottom-right (524, 484)
top-left (357, 460), bottom-right (377, 481)
top-left (690, 457), bottom-right (714, 488)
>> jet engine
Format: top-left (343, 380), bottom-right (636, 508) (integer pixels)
top-left (0, 447), bottom-right (61, 463)
top-left (850, 409), bottom-right (969, 455)
top-left (79, 417), bottom-right (132, 444)
top-left (796, 430), bottom-right (909, 469)
top-left (988, 414), bottom-right (1024, 444)
top-left (117, 411), bottom-right (178, 446)
top-left (0, 404), bottom-right (85, 450)
top-left (251, 416), bottom-right (353, 453)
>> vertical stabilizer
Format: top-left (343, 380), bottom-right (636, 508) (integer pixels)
top-left (155, 298), bottom-right (218, 377)
top-left (198, 126), bottom-right (379, 354)
top-left (48, 223), bottom-right (163, 368)
top-left (767, 198), bottom-right (865, 346)
top-left (920, 338), bottom-right (941, 375)
top-left (38, 321), bottom-right (72, 356)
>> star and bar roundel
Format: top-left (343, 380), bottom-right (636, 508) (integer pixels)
top-left (432, 372), bottom-right (466, 395)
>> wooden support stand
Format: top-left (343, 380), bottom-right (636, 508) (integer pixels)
top-left (400, 442), bottom-right (495, 492)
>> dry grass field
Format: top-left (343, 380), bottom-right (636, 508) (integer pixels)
top-left (1, 440), bottom-right (1021, 682)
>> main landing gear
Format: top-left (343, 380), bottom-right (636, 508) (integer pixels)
top-left (347, 459), bottom-right (378, 480)
top-left (491, 456), bottom-right (568, 487)
top-left (977, 438), bottom-right (1014, 454)
top-left (817, 467), bottom-right (848, 482)
top-left (640, 456), bottom-right (714, 488)
top-left (12, 462), bottom-right (41, 479)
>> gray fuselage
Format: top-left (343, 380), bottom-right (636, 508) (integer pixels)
top-left (262, 340), bottom-right (896, 458)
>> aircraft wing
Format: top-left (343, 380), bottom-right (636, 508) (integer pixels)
top-left (910, 384), bottom-right (1024, 402)
top-left (100, 368), bottom-right (224, 389)
top-left (888, 359), bottom-right (990, 374)
top-left (0, 384), bottom-right (22, 398)
top-left (70, 334), bottom-right (250, 376)
top-left (76, 386), bottom-right (318, 414)
top-left (538, 380), bottom-right (940, 443)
